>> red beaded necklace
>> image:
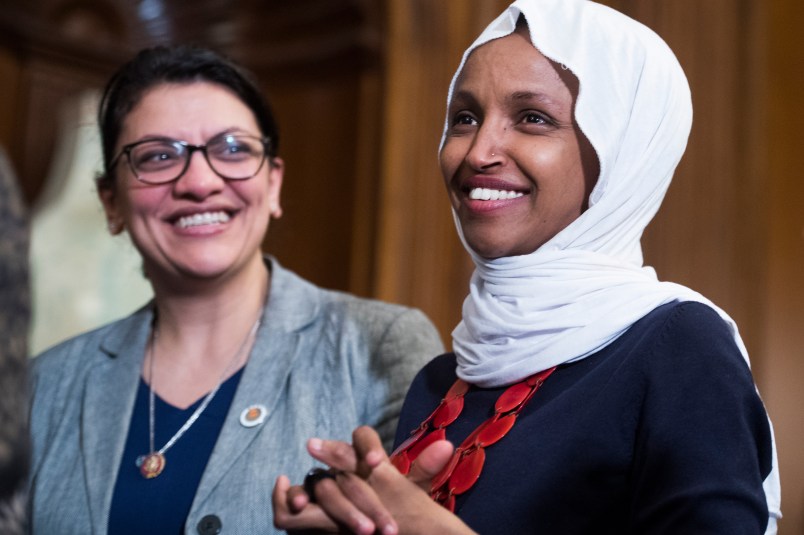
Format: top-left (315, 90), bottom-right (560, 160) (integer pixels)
top-left (389, 366), bottom-right (556, 512)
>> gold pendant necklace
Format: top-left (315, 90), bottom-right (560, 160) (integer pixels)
top-left (138, 451), bottom-right (166, 479)
top-left (136, 316), bottom-right (261, 479)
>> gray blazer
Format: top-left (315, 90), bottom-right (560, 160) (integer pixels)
top-left (28, 258), bottom-right (443, 534)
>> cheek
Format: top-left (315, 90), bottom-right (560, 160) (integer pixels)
top-left (562, 144), bottom-right (596, 209)
top-left (524, 143), bottom-right (583, 191)
top-left (120, 188), bottom-right (163, 218)
top-left (439, 141), bottom-right (464, 183)
top-left (535, 138), bottom-right (570, 164)
top-left (231, 179), bottom-right (271, 211)
top-left (550, 161), bottom-right (591, 224)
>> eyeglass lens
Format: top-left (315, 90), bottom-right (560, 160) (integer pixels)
top-left (128, 135), bottom-right (266, 183)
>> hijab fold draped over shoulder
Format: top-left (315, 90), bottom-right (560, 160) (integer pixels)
top-left (445, 0), bottom-right (781, 529)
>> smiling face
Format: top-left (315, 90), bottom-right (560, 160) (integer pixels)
top-left (99, 82), bottom-right (283, 288)
top-left (440, 27), bottom-right (599, 259)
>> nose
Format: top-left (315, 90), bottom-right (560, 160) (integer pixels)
top-left (464, 120), bottom-right (505, 171)
top-left (172, 150), bottom-right (225, 199)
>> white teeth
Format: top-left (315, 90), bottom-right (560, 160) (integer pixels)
top-left (177, 211), bottom-right (231, 229)
top-left (469, 188), bottom-right (524, 201)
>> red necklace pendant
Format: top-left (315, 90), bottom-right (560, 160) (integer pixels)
top-left (390, 366), bottom-right (557, 511)
top-left (138, 452), bottom-right (166, 479)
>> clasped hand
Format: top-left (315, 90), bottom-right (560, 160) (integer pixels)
top-left (272, 426), bottom-right (474, 535)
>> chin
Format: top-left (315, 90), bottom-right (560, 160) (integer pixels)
top-left (466, 236), bottom-right (543, 260)
top-left (155, 251), bottom-right (248, 283)
top-left (465, 240), bottom-right (509, 260)
top-left (461, 227), bottom-right (514, 259)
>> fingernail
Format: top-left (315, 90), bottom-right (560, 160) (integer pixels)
top-left (366, 450), bottom-right (383, 465)
top-left (356, 517), bottom-right (374, 535)
top-left (308, 438), bottom-right (323, 451)
top-left (382, 522), bottom-right (399, 535)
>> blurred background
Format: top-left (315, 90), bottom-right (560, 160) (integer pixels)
top-left (0, 0), bottom-right (800, 531)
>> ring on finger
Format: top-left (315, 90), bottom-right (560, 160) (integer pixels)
top-left (303, 467), bottom-right (340, 503)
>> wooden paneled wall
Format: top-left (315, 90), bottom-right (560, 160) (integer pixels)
top-left (763, 0), bottom-right (804, 531)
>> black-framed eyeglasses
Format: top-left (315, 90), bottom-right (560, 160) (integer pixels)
top-left (109, 133), bottom-right (271, 185)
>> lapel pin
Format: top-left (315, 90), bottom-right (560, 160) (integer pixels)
top-left (239, 404), bottom-right (268, 428)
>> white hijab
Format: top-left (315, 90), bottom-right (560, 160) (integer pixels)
top-left (446, 0), bottom-right (780, 529)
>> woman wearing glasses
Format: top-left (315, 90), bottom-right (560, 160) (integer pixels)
top-left (27, 45), bottom-right (443, 534)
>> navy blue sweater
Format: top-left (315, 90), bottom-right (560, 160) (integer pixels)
top-left (394, 302), bottom-right (772, 534)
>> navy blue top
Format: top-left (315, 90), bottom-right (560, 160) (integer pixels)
top-left (394, 302), bottom-right (772, 534)
top-left (108, 368), bottom-right (244, 535)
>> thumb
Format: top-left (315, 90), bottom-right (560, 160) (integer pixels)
top-left (408, 440), bottom-right (454, 490)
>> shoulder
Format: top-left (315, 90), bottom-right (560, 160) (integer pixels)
top-left (316, 290), bottom-right (444, 382)
top-left (270, 258), bottom-right (442, 349)
top-left (620, 300), bottom-right (749, 378)
top-left (637, 300), bottom-right (736, 345)
top-left (32, 322), bottom-right (114, 378)
top-left (30, 305), bottom-right (149, 394)
top-left (553, 300), bottom-right (761, 445)
top-left (296, 270), bottom-right (431, 332)
top-left (612, 301), bottom-right (769, 464)
top-left (321, 289), bottom-right (436, 339)
top-left (619, 303), bottom-right (772, 530)
top-left (27, 312), bottom-right (141, 451)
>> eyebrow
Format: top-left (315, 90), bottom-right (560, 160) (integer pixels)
top-left (129, 127), bottom-right (250, 145)
top-left (450, 89), bottom-right (563, 109)
top-left (507, 90), bottom-right (562, 108)
top-left (450, 89), bottom-right (478, 108)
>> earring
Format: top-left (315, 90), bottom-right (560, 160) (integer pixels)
top-left (108, 220), bottom-right (123, 234)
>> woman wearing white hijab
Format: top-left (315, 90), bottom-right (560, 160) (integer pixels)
top-left (273, 0), bottom-right (781, 532)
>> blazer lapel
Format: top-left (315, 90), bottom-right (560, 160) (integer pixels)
top-left (190, 258), bottom-right (318, 511)
top-left (81, 306), bottom-right (152, 534)
top-left (190, 324), bottom-right (302, 507)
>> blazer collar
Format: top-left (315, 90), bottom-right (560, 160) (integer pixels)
top-left (259, 256), bottom-right (320, 332)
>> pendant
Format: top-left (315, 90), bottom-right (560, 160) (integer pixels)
top-left (137, 452), bottom-right (166, 479)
